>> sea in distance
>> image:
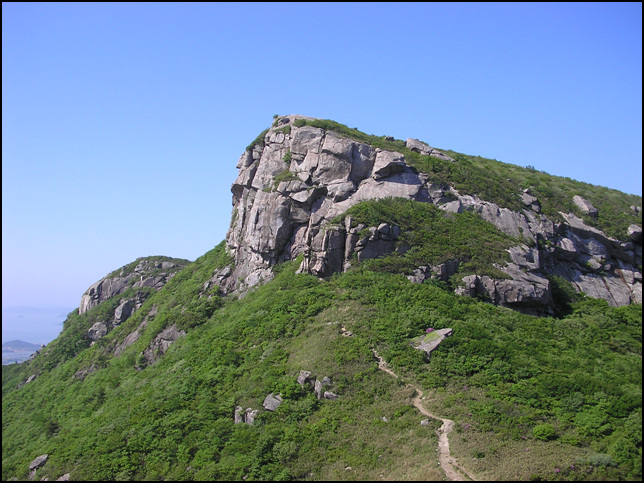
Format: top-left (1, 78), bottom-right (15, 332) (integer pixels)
top-left (2, 306), bottom-right (72, 365)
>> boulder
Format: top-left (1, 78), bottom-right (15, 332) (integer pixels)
top-left (405, 138), bottom-right (454, 161)
top-left (456, 265), bottom-right (553, 316)
top-left (29, 455), bottom-right (48, 471)
top-left (413, 328), bottom-right (454, 358)
top-left (406, 138), bottom-right (433, 156)
top-left (113, 299), bottom-right (135, 325)
top-left (234, 406), bottom-right (245, 424)
top-left (245, 409), bottom-right (259, 425)
top-left (87, 321), bottom-right (108, 341)
top-left (407, 266), bottom-right (431, 284)
top-left (572, 195), bottom-right (598, 217)
top-left (520, 190), bottom-right (540, 211)
top-left (297, 370), bottom-right (312, 387)
top-left (263, 393), bottom-right (283, 411)
top-left (627, 224), bottom-right (642, 243)
top-left (372, 150), bottom-right (406, 180)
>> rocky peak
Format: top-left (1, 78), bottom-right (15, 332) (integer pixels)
top-left (78, 256), bottom-right (190, 314)
top-left (220, 115), bottom-right (442, 293)
top-left (214, 115), bottom-right (642, 313)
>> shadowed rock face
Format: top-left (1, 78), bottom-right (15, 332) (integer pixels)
top-left (215, 115), bottom-right (641, 313)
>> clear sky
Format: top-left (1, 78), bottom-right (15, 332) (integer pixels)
top-left (2, 3), bottom-right (642, 342)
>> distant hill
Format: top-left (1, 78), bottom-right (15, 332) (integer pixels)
top-left (2, 340), bottom-right (41, 351)
top-left (2, 340), bottom-right (41, 365)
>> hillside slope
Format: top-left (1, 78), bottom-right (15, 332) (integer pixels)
top-left (2, 116), bottom-right (641, 481)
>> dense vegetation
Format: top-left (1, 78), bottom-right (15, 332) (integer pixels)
top-left (334, 197), bottom-right (517, 280)
top-left (3, 236), bottom-right (641, 481)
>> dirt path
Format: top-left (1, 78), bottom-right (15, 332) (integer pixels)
top-left (372, 350), bottom-right (477, 481)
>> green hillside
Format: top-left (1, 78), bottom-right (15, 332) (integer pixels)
top-left (3, 245), bottom-right (641, 480)
top-left (2, 122), bottom-right (642, 481)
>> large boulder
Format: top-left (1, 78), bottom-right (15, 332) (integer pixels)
top-left (29, 454), bottom-right (48, 471)
top-left (456, 264), bottom-right (553, 316)
top-left (627, 224), bottom-right (642, 243)
top-left (572, 195), bottom-right (598, 217)
top-left (263, 393), bottom-right (283, 411)
top-left (87, 322), bottom-right (108, 341)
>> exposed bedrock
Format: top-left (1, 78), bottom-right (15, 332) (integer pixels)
top-left (215, 115), bottom-right (641, 312)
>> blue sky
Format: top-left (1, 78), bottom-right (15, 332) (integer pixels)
top-left (2, 2), bottom-right (642, 343)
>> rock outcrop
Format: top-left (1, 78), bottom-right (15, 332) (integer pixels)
top-left (216, 115), bottom-right (448, 294)
top-left (138, 324), bottom-right (186, 367)
top-left (262, 393), bottom-right (283, 411)
top-left (79, 257), bottom-right (189, 315)
top-left (27, 454), bottom-right (48, 480)
top-left (234, 406), bottom-right (259, 425)
top-left (413, 328), bottom-right (454, 359)
top-left (573, 195), bottom-right (598, 217)
top-left (78, 257), bottom-right (188, 343)
top-left (212, 115), bottom-right (641, 313)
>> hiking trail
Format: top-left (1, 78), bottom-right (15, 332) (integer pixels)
top-left (371, 349), bottom-right (477, 481)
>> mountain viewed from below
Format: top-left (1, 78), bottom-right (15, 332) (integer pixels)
top-left (2, 116), bottom-right (641, 481)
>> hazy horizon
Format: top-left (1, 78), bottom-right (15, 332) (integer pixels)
top-left (2, 305), bottom-right (73, 345)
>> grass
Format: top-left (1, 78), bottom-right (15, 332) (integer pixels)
top-left (286, 304), bottom-right (445, 480)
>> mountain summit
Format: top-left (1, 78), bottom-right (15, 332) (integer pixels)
top-left (212, 115), bottom-right (641, 314)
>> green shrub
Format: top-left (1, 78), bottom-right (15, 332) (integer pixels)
top-left (246, 128), bottom-right (269, 152)
top-left (532, 423), bottom-right (556, 441)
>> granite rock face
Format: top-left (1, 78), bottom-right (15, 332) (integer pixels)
top-left (218, 115), bottom-right (442, 295)
top-left (79, 257), bottom-right (189, 314)
top-left (138, 324), bottom-right (186, 367)
top-left (214, 115), bottom-right (641, 313)
top-left (77, 258), bottom-right (189, 343)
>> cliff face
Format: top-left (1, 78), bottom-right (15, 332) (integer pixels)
top-left (215, 115), bottom-right (642, 314)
